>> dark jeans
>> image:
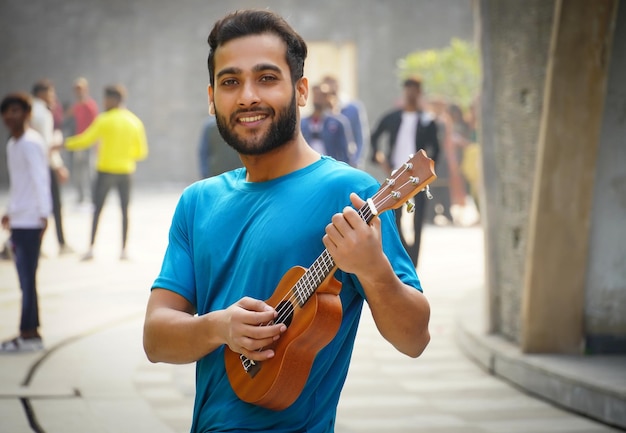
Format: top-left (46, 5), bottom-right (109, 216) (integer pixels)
top-left (395, 192), bottom-right (427, 267)
top-left (50, 167), bottom-right (66, 246)
top-left (11, 228), bottom-right (43, 332)
top-left (91, 172), bottom-right (131, 249)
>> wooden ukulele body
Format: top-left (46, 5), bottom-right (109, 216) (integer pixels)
top-left (224, 265), bottom-right (343, 410)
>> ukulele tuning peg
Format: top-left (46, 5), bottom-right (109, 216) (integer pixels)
top-left (424, 185), bottom-right (433, 200)
top-left (405, 200), bottom-right (415, 213)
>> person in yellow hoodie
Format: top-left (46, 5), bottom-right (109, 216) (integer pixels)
top-left (65, 84), bottom-right (148, 261)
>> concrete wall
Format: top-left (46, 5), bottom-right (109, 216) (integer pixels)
top-left (585, 1), bottom-right (626, 353)
top-left (480, 0), bottom-right (624, 353)
top-left (478, 0), bottom-right (555, 342)
top-left (0, 0), bottom-right (474, 186)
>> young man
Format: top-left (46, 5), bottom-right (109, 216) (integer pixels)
top-left (31, 79), bottom-right (71, 255)
top-left (143, 10), bottom-right (430, 432)
top-left (0, 93), bottom-right (52, 353)
top-left (67, 77), bottom-right (99, 204)
top-left (64, 84), bottom-right (148, 261)
top-left (300, 82), bottom-right (354, 165)
top-left (370, 77), bottom-right (440, 267)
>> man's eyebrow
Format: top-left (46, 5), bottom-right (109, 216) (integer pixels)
top-left (216, 67), bottom-right (242, 80)
top-left (216, 64), bottom-right (283, 80)
top-left (253, 63), bottom-right (282, 75)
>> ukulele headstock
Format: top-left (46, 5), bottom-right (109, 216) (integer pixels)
top-left (371, 150), bottom-right (437, 214)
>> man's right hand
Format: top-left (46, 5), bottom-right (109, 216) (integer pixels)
top-left (222, 297), bottom-right (286, 362)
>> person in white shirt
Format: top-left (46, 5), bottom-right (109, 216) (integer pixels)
top-left (370, 77), bottom-right (440, 267)
top-left (0, 92), bottom-right (52, 353)
top-left (31, 79), bottom-right (71, 255)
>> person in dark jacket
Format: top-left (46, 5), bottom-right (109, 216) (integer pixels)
top-left (370, 77), bottom-right (440, 267)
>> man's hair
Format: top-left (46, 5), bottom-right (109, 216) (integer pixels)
top-left (1, 92), bottom-right (32, 114)
top-left (74, 77), bottom-right (89, 89)
top-left (207, 9), bottom-right (308, 87)
top-left (32, 79), bottom-right (53, 96)
top-left (104, 84), bottom-right (127, 101)
top-left (403, 76), bottom-right (422, 90)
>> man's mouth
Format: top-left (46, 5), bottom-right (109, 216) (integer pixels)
top-left (238, 114), bottom-right (267, 124)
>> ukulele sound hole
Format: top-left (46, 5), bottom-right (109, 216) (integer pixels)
top-left (275, 300), bottom-right (294, 328)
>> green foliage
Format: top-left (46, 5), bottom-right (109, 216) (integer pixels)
top-left (397, 38), bottom-right (480, 108)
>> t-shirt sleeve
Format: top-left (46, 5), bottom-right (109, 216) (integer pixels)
top-left (151, 188), bottom-right (198, 307)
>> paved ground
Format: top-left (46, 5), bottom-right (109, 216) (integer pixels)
top-left (0, 186), bottom-right (622, 433)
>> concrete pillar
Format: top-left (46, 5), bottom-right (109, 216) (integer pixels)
top-left (477, 0), bottom-right (555, 340)
top-left (521, 0), bottom-right (619, 353)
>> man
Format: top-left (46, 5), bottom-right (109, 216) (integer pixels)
top-left (370, 77), bottom-right (440, 267)
top-left (67, 77), bottom-right (99, 204)
top-left (143, 10), bottom-right (430, 432)
top-left (0, 93), bottom-right (51, 352)
top-left (197, 115), bottom-right (241, 179)
top-left (31, 79), bottom-right (71, 255)
top-left (64, 85), bottom-right (148, 261)
top-left (322, 75), bottom-right (370, 168)
top-left (301, 83), bottom-right (354, 164)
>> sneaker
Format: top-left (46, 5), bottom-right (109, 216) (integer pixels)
top-left (0, 336), bottom-right (44, 354)
top-left (0, 245), bottom-right (11, 261)
top-left (80, 250), bottom-right (94, 261)
top-left (58, 244), bottom-right (74, 255)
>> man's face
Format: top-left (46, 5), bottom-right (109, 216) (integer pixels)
top-left (2, 103), bottom-right (29, 134)
top-left (41, 87), bottom-right (56, 106)
top-left (404, 84), bottom-right (421, 107)
top-left (74, 84), bottom-right (87, 100)
top-left (208, 33), bottom-right (307, 156)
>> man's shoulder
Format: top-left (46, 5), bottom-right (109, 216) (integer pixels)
top-left (107, 108), bottom-right (144, 126)
top-left (31, 99), bottom-right (52, 119)
top-left (318, 157), bottom-right (377, 185)
top-left (16, 129), bottom-right (46, 152)
top-left (378, 108), bottom-right (402, 123)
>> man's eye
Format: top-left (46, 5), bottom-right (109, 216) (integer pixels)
top-left (221, 79), bottom-right (237, 86)
top-left (260, 75), bottom-right (277, 82)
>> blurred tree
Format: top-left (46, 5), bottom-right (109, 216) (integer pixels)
top-left (397, 38), bottom-right (480, 108)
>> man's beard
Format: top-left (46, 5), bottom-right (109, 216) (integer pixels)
top-left (215, 91), bottom-right (298, 156)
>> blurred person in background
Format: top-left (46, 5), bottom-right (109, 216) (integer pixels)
top-left (322, 75), bottom-right (369, 168)
top-left (301, 82), bottom-right (354, 164)
top-left (370, 77), bottom-right (440, 267)
top-left (197, 115), bottom-right (241, 179)
top-left (66, 77), bottom-right (99, 206)
top-left (64, 84), bottom-right (148, 261)
top-left (0, 93), bottom-right (51, 353)
top-left (30, 79), bottom-right (72, 255)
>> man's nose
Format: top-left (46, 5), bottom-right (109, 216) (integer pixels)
top-left (238, 81), bottom-right (260, 107)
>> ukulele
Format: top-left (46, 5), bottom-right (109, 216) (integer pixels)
top-left (224, 150), bottom-right (437, 410)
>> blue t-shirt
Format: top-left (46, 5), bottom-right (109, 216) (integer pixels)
top-left (152, 156), bottom-right (421, 432)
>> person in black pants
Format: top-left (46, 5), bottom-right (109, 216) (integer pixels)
top-left (0, 92), bottom-right (52, 352)
top-left (370, 77), bottom-right (440, 267)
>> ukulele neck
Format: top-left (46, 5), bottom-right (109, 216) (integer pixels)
top-left (292, 201), bottom-right (377, 306)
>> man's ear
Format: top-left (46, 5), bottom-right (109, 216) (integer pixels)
top-left (296, 77), bottom-right (308, 107)
top-left (207, 85), bottom-right (215, 115)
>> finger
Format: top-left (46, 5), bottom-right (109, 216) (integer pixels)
top-left (342, 205), bottom-right (365, 229)
top-left (240, 345), bottom-right (277, 362)
top-left (349, 192), bottom-right (366, 209)
top-left (237, 296), bottom-right (276, 314)
top-left (330, 212), bottom-right (351, 236)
